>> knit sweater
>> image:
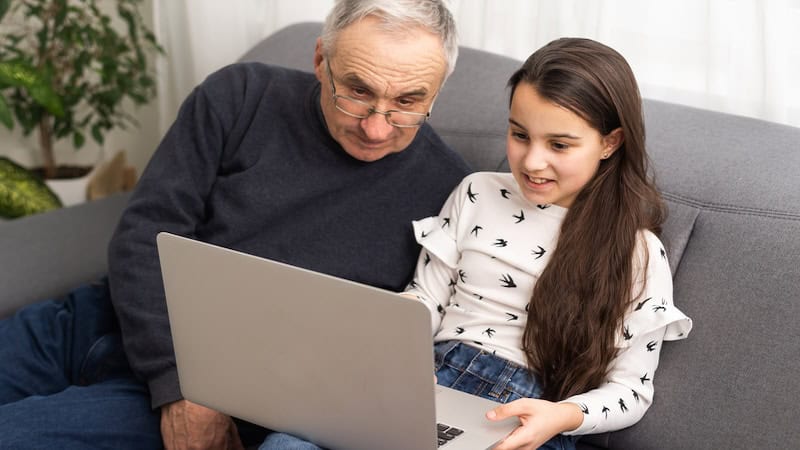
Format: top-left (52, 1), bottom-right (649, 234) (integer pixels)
top-left (107, 62), bottom-right (471, 408)
top-left (405, 172), bottom-right (692, 434)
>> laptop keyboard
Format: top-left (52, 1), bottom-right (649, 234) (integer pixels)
top-left (437, 423), bottom-right (464, 447)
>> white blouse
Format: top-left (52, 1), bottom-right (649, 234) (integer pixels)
top-left (404, 172), bottom-right (692, 435)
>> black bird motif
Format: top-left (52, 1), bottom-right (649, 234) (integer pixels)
top-left (442, 217), bottom-right (451, 228)
top-left (513, 210), bottom-right (525, 223)
top-left (493, 238), bottom-right (508, 247)
top-left (622, 325), bottom-right (633, 340)
top-left (652, 305), bottom-right (667, 313)
top-left (467, 183), bottom-right (478, 203)
top-left (500, 188), bottom-right (512, 199)
top-left (458, 269), bottom-right (467, 283)
top-left (437, 304), bottom-right (445, 315)
top-left (646, 341), bottom-right (657, 352)
top-left (471, 225), bottom-right (483, 236)
top-left (619, 398), bottom-right (628, 413)
top-left (634, 297), bottom-right (652, 311)
top-left (531, 246), bottom-right (546, 259)
top-left (537, 204), bottom-right (551, 209)
top-left (632, 390), bottom-right (640, 403)
top-left (483, 328), bottom-right (496, 338)
top-left (409, 280), bottom-right (418, 289)
top-left (455, 327), bottom-right (465, 334)
top-left (602, 406), bottom-right (610, 419)
top-left (500, 274), bottom-right (517, 288)
top-left (473, 293), bottom-right (484, 300)
top-left (580, 404), bottom-right (589, 415)
top-left (472, 341), bottom-right (483, 346)
top-left (660, 247), bottom-right (666, 259)
top-left (420, 230), bottom-right (430, 238)
top-left (640, 373), bottom-right (651, 384)
top-left (505, 312), bottom-right (519, 321)
top-left (424, 253), bottom-right (431, 266)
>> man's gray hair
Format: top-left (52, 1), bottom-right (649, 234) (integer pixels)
top-left (320, 0), bottom-right (458, 79)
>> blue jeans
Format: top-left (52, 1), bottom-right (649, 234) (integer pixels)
top-left (260, 341), bottom-right (576, 450)
top-left (0, 278), bottom-right (162, 449)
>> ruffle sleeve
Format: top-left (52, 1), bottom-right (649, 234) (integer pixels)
top-left (412, 216), bottom-right (459, 269)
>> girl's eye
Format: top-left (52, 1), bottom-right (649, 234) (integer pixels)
top-left (551, 141), bottom-right (569, 151)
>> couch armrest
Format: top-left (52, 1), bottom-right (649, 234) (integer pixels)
top-left (0, 193), bottom-right (130, 319)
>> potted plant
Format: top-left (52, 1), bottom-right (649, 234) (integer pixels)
top-left (0, 0), bottom-right (162, 181)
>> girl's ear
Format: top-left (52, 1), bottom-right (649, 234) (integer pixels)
top-left (602, 127), bottom-right (624, 159)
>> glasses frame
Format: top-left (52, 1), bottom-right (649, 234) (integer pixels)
top-left (325, 59), bottom-right (431, 128)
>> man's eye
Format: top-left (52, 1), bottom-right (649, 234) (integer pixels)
top-left (397, 98), bottom-right (416, 108)
top-left (511, 131), bottom-right (528, 141)
top-left (350, 86), bottom-right (369, 97)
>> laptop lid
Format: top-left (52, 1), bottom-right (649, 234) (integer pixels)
top-left (157, 232), bottom-right (517, 450)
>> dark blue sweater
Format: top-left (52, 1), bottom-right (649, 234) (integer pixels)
top-left (107, 63), bottom-right (471, 407)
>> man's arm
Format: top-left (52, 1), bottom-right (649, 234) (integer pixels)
top-left (108, 66), bottom-right (248, 449)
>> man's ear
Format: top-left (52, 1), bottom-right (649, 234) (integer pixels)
top-left (313, 38), bottom-right (325, 82)
top-left (603, 127), bottom-right (624, 157)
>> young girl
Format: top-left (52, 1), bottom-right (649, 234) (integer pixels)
top-left (261, 37), bottom-right (691, 450)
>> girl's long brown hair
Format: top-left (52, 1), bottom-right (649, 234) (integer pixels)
top-left (509, 38), bottom-right (666, 401)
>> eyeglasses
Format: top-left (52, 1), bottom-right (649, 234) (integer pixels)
top-left (325, 59), bottom-right (431, 128)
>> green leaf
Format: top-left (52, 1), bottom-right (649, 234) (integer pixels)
top-left (0, 62), bottom-right (65, 117)
top-left (72, 131), bottom-right (85, 148)
top-left (0, 95), bottom-right (13, 129)
top-left (0, 0), bottom-right (11, 22)
top-left (0, 156), bottom-right (63, 218)
top-left (90, 123), bottom-right (104, 144)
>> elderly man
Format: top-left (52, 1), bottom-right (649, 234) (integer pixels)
top-left (0, 0), bottom-right (468, 449)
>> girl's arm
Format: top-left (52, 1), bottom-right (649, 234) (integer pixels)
top-left (403, 223), bottom-right (459, 334)
top-left (560, 231), bottom-right (692, 435)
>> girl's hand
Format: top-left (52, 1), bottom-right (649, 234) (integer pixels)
top-left (486, 399), bottom-right (583, 450)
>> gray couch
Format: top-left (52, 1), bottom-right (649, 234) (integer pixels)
top-left (1, 22), bottom-right (798, 449)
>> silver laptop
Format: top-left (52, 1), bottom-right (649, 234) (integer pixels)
top-left (157, 232), bottom-right (519, 450)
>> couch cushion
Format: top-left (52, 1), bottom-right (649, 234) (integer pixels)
top-left (661, 197), bottom-right (700, 275)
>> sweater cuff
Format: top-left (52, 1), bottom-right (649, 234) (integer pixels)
top-left (148, 368), bottom-right (183, 409)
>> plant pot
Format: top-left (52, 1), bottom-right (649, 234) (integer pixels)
top-left (44, 170), bottom-right (93, 207)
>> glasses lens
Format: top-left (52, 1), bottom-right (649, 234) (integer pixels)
top-left (334, 96), bottom-right (428, 127)
top-left (334, 96), bottom-right (370, 118)
top-left (388, 111), bottom-right (428, 127)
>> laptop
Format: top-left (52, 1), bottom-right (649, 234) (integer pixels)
top-left (157, 232), bottom-right (520, 450)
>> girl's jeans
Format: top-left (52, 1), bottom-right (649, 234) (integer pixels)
top-left (260, 340), bottom-right (577, 450)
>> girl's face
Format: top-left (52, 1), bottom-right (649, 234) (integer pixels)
top-left (506, 83), bottom-right (622, 208)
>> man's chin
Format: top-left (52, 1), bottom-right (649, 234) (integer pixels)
top-left (343, 146), bottom-right (397, 162)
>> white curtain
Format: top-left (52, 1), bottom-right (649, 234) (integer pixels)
top-left (152, 0), bottom-right (800, 138)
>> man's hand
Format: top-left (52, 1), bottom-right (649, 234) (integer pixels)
top-left (161, 399), bottom-right (244, 450)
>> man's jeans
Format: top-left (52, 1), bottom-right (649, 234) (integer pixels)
top-left (0, 278), bottom-right (162, 449)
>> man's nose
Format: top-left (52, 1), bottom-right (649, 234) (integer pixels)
top-left (360, 112), bottom-right (394, 141)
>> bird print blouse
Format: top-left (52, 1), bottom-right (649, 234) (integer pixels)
top-left (404, 172), bottom-right (693, 435)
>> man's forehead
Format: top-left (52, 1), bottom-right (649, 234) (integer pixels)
top-left (330, 22), bottom-right (447, 95)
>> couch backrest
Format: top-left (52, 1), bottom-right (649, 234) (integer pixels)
top-left (242, 22), bottom-right (800, 449)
